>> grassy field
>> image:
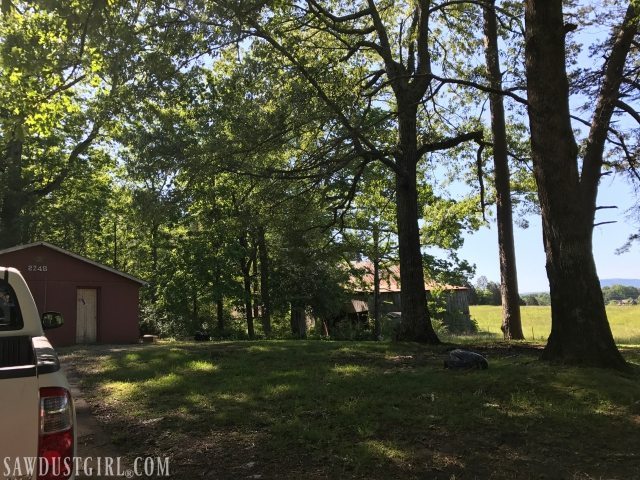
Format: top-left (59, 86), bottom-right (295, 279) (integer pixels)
top-left (61, 341), bottom-right (640, 480)
top-left (470, 305), bottom-right (640, 344)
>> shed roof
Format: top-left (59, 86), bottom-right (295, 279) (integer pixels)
top-left (348, 260), bottom-right (468, 293)
top-left (0, 241), bottom-right (147, 285)
top-left (343, 299), bottom-right (369, 313)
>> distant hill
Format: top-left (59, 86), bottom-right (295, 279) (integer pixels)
top-left (600, 278), bottom-right (640, 288)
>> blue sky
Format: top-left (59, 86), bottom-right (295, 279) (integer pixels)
top-left (460, 173), bottom-right (638, 293)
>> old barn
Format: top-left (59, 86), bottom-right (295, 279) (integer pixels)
top-left (345, 261), bottom-right (474, 333)
top-left (0, 242), bottom-right (145, 347)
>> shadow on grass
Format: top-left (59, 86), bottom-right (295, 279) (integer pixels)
top-left (63, 341), bottom-right (640, 480)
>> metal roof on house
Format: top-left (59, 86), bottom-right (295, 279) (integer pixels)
top-left (348, 260), bottom-right (468, 293)
top-left (0, 241), bottom-right (147, 285)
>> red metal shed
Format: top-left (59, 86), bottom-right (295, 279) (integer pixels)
top-left (0, 242), bottom-right (145, 347)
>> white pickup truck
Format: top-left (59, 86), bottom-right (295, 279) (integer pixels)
top-left (0, 268), bottom-right (75, 480)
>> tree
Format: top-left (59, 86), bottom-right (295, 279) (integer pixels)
top-left (264, 182), bottom-right (349, 339)
top-left (475, 276), bottom-right (489, 291)
top-left (421, 182), bottom-right (481, 287)
top-left (482, 0), bottom-right (524, 340)
top-left (0, 2), bottom-right (106, 246)
top-left (342, 164), bottom-right (398, 339)
top-left (190, 0), bottom-right (489, 343)
top-left (25, 148), bottom-right (115, 254)
top-left (602, 285), bottom-right (640, 303)
top-left (524, 0), bottom-right (637, 368)
top-left (473, 280), bottom-right (501, 306)
top-left (0, 0), bottom-right (170, 249)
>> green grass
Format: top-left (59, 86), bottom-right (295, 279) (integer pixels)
top-left (470, 305), bottom-right (640, 344)
top-left (61, 341), bottom-right (640, 480)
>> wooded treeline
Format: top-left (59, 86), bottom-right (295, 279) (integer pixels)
top-left (470, 282), bottom-right (640, 307)
top-left (1, 1), bottom-right (638, 368)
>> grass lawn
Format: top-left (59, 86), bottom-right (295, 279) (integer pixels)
top-left (61, 341), bottom-right (640, 480)
top-left (470, 305), bottom-right (640, 344)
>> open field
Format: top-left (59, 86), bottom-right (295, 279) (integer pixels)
top-left (470, 305), bottom-right (640, 344)
top-left (61, 341), bottom-right (640, 480)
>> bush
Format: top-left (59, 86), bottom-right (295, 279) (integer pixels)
top-left (602, 285), bottom-right (640, 303)
top-left (329, 319), bottom-right (373, 341)
top-left (139, 303), bottom-right (191, 338)
top-left (428, 289), bottom-right (478, 334)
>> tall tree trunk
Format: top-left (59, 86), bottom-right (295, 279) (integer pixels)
top-left (524, 0), bottom-right (633, 369)
top-left (216, 266), bottom-right (225, 332)
top-left (150, 222), bottom-right (159, 304)
top-left (192, 287), bottom-right (198, 330)
top-left (290, 302), bottom-right (306, 338)
top-left (257, 226), bottom-right (271, 336)
top-left (239, 232), bottom-right (255, 339)
top-left (251, 247), bottom-right (259, 321)
top-left (217, 297), bottom-right (224, 331)
top-left (372, 224), bottom-right (382, 340)
top-left (483, 0), bottom-right (524, 340)
top-left (0, 134), bottom-right (25, 248)
top-left (242, 260), bottom-right (254, 339)
top-left (394, 108), bottom-right (440, 344)
top-left (243, 267), bottom-right (254, 339)
top-left (112, 214), bottom-right (118, 270)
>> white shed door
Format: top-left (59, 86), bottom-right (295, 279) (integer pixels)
top-left (76, 288), bottom-right (97, 343)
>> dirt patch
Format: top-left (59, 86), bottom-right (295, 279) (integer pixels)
top-left (61, 361), bottom-right (128, 479)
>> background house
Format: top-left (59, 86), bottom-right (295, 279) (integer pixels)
top-left (0, 242), bottom-right (145, 347)
top-left (345, 261), bottom-right (474, 333)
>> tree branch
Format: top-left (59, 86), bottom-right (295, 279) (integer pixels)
top-left (366, 0), bottom-right (407, 92)
top-left (306, 1), bottom-right (376, 36)
top-left (476, 142), bottom-right (486, 220)
top-left (418, 130), bottom-right (484, 156)
top-left (580, 4), bottom-right (638, 219)
top-left (415, 0), bottom-right (432, 78)
top-left (429, 73), bottom-right (528, 104)
top-left (428, 0), bottom-right (524, 35)
top-left (42, 74), bottom-right (87, 102)
top-left (30, 120), bottom-right (102, 198)
top-left (307, 0), bottom-right (372, 23)
top-left (615, 99), bottom-right (640, 125)
top-left (245, 19), bottom-right (398, 174)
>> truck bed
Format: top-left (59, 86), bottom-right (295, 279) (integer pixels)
top-left (0, 336), bottom-right (40, 470)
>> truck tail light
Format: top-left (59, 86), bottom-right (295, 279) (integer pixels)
top-left (38, 387), bottom-right (73, 480)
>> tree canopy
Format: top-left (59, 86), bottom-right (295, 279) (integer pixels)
top-left (2, 0), bottom-right (639, 368)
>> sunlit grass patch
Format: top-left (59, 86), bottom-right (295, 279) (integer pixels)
top-left (123, 352), bottom-right (141, 362)
top-left (246, 345), bottom-right (273, 353)
top-left (215, 392), bottom-right (250, 403)
top-left (262, 383), bottom-right (293, 398)
top-left (102, 381), bottom-right (137, 402)
top-left (184, 392), bottom-right (212, 406)
top-left (470, 305), bottom-right (640, 344)
top-left (363, 440), bottom-right (409, 463)
top-left (331, 364), bottom-right (371, 376)
top-left (185, 360), bottom-right (217, 372)
top-left (144, 372), bottom-right (181, 389)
